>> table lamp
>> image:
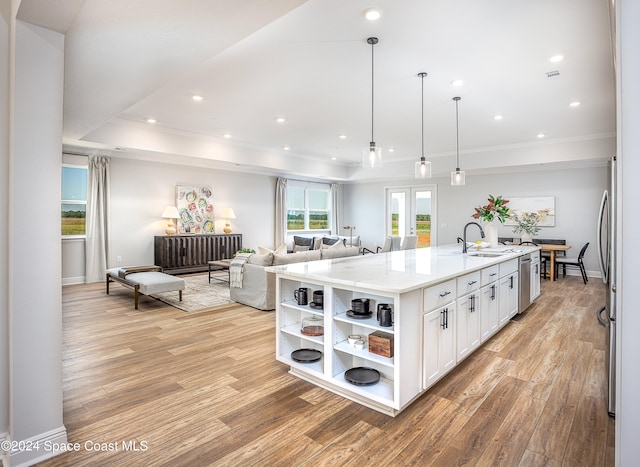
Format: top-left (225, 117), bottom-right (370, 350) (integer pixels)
top-left (161, 206), bottom-right (179, 235)
top-left (220, 207), bottom-right (236, 234)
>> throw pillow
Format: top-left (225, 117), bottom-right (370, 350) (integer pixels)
top-left (293, 236), bottom-right (315, 250)
top-left (258, 244), bottom-right (287, 255)
top-left (320, 237), bottom-right (340, 248)
top-left (328, 239), bottom-right (346, 249)
top-left (293, 245), bottom-right (310, 252)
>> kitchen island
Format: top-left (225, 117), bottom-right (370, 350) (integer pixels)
top-left (269, 244), bottom-right (541, 416)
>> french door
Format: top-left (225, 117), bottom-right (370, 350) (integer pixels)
top-left (386, 186), bottom-right (436, 248)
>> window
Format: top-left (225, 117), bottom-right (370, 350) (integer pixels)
top-left (62, 165), bottom-right (87, 236)
top-left (286, 183), bottom-right (331, 232)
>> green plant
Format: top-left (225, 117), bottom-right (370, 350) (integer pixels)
top-left (234, 247), bottom-right (256, 256)
top-left (472, 195), bottom-right (510, 223)
top-left (511, 212), bottom-right (541, 236)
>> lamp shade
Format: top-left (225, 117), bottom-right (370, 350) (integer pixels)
top-left (161, 206), bottom-right (179, 219)
top-left (220, 207), bottom-right (236, 219)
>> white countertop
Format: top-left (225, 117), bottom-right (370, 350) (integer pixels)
top-left (267, 244), bottom-right (539, 294)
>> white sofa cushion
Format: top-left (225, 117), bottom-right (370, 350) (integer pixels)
top-left (273, 249), bottom-right (322, 265)
top-left (321, 246), bottom-right (360, 260)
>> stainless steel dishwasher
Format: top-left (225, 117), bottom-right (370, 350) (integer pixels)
top-left (518, 253), bottom-right (531, 313)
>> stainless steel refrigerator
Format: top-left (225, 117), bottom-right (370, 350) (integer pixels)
top-left (596, 155), bottom-right (616, 417)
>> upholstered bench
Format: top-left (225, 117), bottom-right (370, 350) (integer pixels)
top-left (106, 266), bottom-right (185, 309)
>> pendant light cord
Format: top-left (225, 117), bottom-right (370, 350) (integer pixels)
top-left (371, 39), bottom-right (375, 142)
top-left (454, 96), bottom-right (461, 170)
top-left (421, 74), bottom-right (425, 158)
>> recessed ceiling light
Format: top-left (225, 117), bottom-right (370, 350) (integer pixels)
top-left (364, 8), bottom-right (381, 20)
top-left (451, 79), bottom-right (464, 87)
top-left (283, 145), bottom-right (290, 151)
top-left (331, 157), bottom-right (337, 160)
top-left (192, 95), bottom-right (204, 102)
top-left (537, 133), bottom-right (545, 138)
top-left (276, 117), bottom-right (286, 123)
top-left (388, 148), bottom-right (395, 153)
top-left (494, 115), bottom-right (503, 121)
top-left (569, 101), bottom-right (581, 107)
top-left (338, 134), bottom-right (347, 139)
top-left (146, 118), bottom-right (156, 124)
top-left (223, 133), bottom-right (231, 138)
top-left (549, 54), bottom-right (564, 63)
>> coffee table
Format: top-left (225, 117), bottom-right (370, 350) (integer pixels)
top-left (208, 259), bottom-right (232, 283)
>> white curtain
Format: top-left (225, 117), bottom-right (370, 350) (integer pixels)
top-left (275, 177), bottom-right (288, 248)
top-left (85, 156), bottom-right (110, 282)
top-left (331, 183), bottom-right (340, 235)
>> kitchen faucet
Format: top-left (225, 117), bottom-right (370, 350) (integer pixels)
top-left (462, 222), bottom-right (485, 254)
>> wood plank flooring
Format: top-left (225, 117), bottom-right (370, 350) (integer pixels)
top-left (36, 274), bottom-right (614, 466)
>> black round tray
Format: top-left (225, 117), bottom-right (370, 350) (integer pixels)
top-left (346, 310), bottom-right (373, 319)
top-left (345, 367), bottom-right (380, 386)
top-left (291, 348), bottom-right (322, 363)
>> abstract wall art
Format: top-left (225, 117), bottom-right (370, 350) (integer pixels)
top-left (175, 185), bottom-right (215, 234)
top-left (505, 196), bottom-right (555, 227)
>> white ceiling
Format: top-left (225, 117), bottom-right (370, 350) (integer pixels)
top-left (19, 0), bottom-right (616, 181)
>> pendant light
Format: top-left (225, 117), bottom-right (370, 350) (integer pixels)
top-left (415, 72), bottom-right (432, 179)
top-left (363, 37), bottom-right (382, 168)
top-left (451, 96), bottom-right (466, 186)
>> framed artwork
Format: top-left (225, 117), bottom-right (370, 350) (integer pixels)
top-left (175, 185), bottom-right (215, 234)
top-left (505, 196), bottom-right (555, 226)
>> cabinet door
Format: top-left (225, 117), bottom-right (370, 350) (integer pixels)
top-left (498, 273), bottom-right (519, 327)
top-left (456, 292), bottom-right (480, 362)
top-left (530, 262), bottom-right (541, 301)
top-left (480, 283), bottom-right (498, 342)
top-left (423, 302), bottom-right (456, 389)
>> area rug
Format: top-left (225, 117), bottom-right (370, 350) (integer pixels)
top-left (151, 272), bottom-right (232, 312)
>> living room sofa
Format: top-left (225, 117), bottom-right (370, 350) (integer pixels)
top-left (229, 245), bottom-right (360, 310)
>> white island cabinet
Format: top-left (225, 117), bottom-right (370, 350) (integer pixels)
top-left (270, 244), bottom-right (540, 416)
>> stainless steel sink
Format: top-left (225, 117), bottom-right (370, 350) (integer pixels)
top-left (467, 251), bottom-right (509, 257)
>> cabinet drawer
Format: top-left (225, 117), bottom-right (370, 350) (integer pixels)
top-left (499, 259), bottom-right (519, 277)
top-left (531, 250), bottom-right (540, 262)
top-left (424, 279), bottom-right (457, 311)
top-left (457, 271), bottom-right (481, 297)
top-left (481, 265), bottom-right (499, 286)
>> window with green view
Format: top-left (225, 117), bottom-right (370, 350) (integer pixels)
top-left (286, 184), bottom-right (331, 232)
top-left (62, 165), bottom-right (87, 236)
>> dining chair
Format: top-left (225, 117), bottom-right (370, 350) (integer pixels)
top-left (555, 242), bottom-right (589, 284)
top-left (362, 236), bottom-right (397, 254)
top-left (400, 235), bottom-right (418, 250)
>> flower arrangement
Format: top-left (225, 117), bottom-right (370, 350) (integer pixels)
top-left (472, 195), bottom-right (510, 223)
top-left (511, 212), bottom-right (541, 236)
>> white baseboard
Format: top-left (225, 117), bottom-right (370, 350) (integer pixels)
top-left (62, 276), bottom-right (85, 285)
top-left (4, 425), bottom-right (67, 467)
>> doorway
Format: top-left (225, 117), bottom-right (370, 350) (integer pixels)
top-left (386, 186), bottom-right (437, 248)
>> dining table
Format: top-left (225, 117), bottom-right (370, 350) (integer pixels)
top-left (538, 243), bottom-right (572, 281)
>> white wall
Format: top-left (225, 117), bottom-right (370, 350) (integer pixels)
top-left (107, 158), bottom-right (277, 270)
top-left (8, 18), bottom-right (67, 465)
top-left (343, 165), bottom-right (607, 276)
top-left (0, 0), bottom-right (10, 445)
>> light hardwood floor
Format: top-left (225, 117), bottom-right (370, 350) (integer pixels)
top-left (36, 274), bottom-right (614, 466)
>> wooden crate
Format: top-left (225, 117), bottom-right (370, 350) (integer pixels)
top-left (368, 331), bottom-right (394, 358)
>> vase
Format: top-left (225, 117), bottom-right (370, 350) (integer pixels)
top-left (520, 232), bottom-right (533, 244)
top-left (484, 221), bottom-right (499, 247)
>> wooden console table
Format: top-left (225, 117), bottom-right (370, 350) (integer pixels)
top-left (154, 234), bottom-right (242, 274)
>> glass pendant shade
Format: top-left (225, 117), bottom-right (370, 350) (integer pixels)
top-left (363, 142), bottom-right (383, 168)
top-left (414, 72), bottom-right (432, 179)
top-left (451, 169), bottom-right (466, 186)
top-left (363, 37), bottom-right (381, 168)
top-left (415, 158), bottom-right (431, 179)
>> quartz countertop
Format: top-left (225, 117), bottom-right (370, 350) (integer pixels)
top-left (266, 244), bottom-right (539, 294)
